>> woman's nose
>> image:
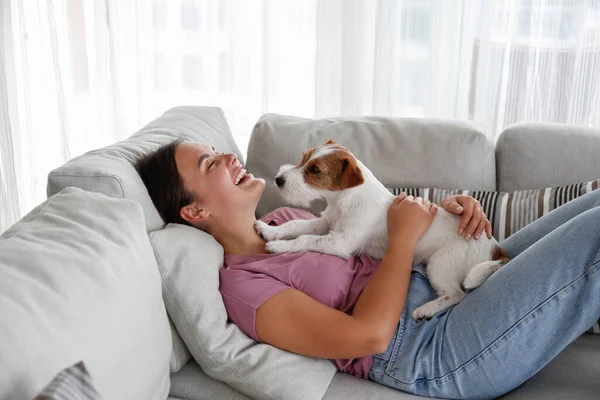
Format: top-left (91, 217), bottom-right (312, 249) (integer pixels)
top-left (224, 153), bottom-right (238, 165)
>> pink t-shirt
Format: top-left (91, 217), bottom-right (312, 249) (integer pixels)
top-left (219, 207), bottom-right (381, 379)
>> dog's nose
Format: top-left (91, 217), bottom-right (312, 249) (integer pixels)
top-left (275, 176), bottom-right (286, 187)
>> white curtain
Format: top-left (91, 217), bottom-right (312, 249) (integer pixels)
top-left (2, 0), bottom-right (600, 232)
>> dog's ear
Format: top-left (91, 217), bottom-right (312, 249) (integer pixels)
top-left (340, 158), bottom-right (364, 189)
top-left (326, 139), bottom-right (336, 145)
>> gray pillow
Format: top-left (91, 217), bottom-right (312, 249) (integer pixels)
top-left (246, 113), bottom-right (496, 217)
top-left (496, 122), bottom-right (600, 192)
top-left (47, 106), bottom-right (243, 233)
top-left (169, 317), bottom-right (193, 372)
top-left (0, 187), bottom-right (171, 400)
top-left (150, 223), bottom-right (337, 400)
top-left (46, 106), bottom-right (240, 372)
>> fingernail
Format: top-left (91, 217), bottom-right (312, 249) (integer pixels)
top-left (475, 234), bottom-right (480, 240)
top-left (456, 206), bottom-right (463, 212)
top-left (465, 234), bottom-right (471, 241)
top-left (458, 229), bottom-right (464, 235)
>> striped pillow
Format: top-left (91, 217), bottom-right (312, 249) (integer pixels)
top-left (389, 179), bottom-right (600, 334)
top-left (34, 361), bottom-right (99, 400)
top-left (389, 180), bottom-right (600, 241)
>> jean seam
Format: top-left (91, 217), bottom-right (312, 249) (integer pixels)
top-left (386, 307), bottom-right (408, 373)
top-left (384, 258), bottom-right (600, 386)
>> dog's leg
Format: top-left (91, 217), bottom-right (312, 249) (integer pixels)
top-left (463, 260), bottom-right (504, 290)
top-left (266, 232), bottom-right (356, 259)
top-left (255, 218), bottom-right (329, 241)
top-left (412, 253), bottom-right (466, 320)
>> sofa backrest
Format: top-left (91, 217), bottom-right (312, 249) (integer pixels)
top-left (246, 114), bottom-right (496, 217)
top-left (47, 106), bottom-right (242, 232)
top-left (496, 122), bottom-right (600, 192)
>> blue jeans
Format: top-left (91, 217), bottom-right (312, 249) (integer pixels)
top-left (369, 190), bottom-right (600, 399)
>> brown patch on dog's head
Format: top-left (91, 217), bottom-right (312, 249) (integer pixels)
top-left (297, 140), bottom-right (338, 168)
top-left (302, 145), bottom-right (364, 191)
top-left (492, 246), bottom-right (510, 263)
top-left (298, 148), bottom-right (315, 167)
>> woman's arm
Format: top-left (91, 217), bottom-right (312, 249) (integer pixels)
top-left (255, 194), bottom-right (437, 359)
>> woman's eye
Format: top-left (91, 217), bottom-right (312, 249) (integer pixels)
top-left (208, 161), bottom-right (216, 170)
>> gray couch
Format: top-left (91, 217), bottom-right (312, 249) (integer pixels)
top-left (4, 106), bottom-right (598, 399)
top-left (169, 112), bottom-right (600, 400)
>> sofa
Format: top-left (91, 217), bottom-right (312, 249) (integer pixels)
top-left (1, 106), bottom-right (599, 400)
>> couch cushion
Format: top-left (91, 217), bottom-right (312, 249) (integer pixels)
top-left (0, 187), bottom-right (171, 400)
top-left (46, 106), bottom-right (240, 372)
top-left (246, 114), bottom-right (496, 217)
top-left (496, 122), bottom-right (600, 192)
top-left (170, 335), bottom-right (600, 400)
top-left (151, 223), bottom-right (337, 400)
top-left (170, 361), bottom-right (251, 400)
top-left (47, 106), bottom-right (243, 233)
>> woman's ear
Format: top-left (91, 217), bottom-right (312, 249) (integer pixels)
top-left (180, 204), bottom-right (210, 224)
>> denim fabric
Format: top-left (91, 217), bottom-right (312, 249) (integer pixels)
top-left (369, 189), bottom-right (600, 399)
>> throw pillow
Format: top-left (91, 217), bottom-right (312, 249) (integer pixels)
top-left (34, 362), bottom-right (99, 400)
top-left (149, 223), bottom-right (337, 400)
top-left (390, 180), bottom-right (600, 241)
top-left (0, 187), bottom-right (171, 399)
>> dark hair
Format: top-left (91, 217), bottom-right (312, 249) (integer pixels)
top-left (136, 138), bottom-right (196, 225)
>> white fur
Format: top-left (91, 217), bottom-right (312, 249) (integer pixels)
top-left (257, 148), bottom-right (505, 320)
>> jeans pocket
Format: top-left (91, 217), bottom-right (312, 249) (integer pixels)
top-left (372, 324), bottom-right (398, 361)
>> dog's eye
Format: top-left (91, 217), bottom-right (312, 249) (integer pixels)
top-left (309, 165), bottom-right (320, 174)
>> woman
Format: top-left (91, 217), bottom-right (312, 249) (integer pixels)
top-left (137, 139), bottom-right (600, 399)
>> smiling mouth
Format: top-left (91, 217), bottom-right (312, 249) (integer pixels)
top-left (234, 167), bottom-right (247, 185)
top-left (235, 168), bottom-right (257, 186)
top-left (237, 174), bottom-right (252, 186)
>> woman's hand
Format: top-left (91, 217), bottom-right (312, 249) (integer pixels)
top-left (387, 193), bottom-right (438, 247)
top-left (441, 195), bottom-right (492, 240)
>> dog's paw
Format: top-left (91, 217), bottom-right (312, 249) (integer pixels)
top-left (265, 240), bottom-right (293, 254)
top-left (255, 220), bottom-right (279, 241)
top-left (411, 305), bottom-right (435, 321)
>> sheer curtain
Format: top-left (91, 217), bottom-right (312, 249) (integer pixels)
top-left (2, 0), bottom-right (600, 232)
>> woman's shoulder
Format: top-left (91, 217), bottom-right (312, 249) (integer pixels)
top-left (260, 207), bottom-right (317, 226)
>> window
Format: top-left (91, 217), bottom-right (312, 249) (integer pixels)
top-left (181, 55), bottom-right (203, 90)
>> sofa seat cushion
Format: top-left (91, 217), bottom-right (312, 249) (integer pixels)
top-left (170, 336), bottom-right (600, 400)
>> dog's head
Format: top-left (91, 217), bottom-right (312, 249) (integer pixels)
top-left (274, 140), bottom-right (365, 207)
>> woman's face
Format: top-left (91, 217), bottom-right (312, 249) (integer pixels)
top-left (175, 142), bottom-right (265, 225)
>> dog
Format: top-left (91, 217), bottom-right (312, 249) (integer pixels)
top-left (255, 140), bottom-right (509, 320)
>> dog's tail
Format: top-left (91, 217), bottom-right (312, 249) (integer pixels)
top-left (491, 245), bottom-right (511, 264)
top-left (462, 246), bottom-right (510, 291)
